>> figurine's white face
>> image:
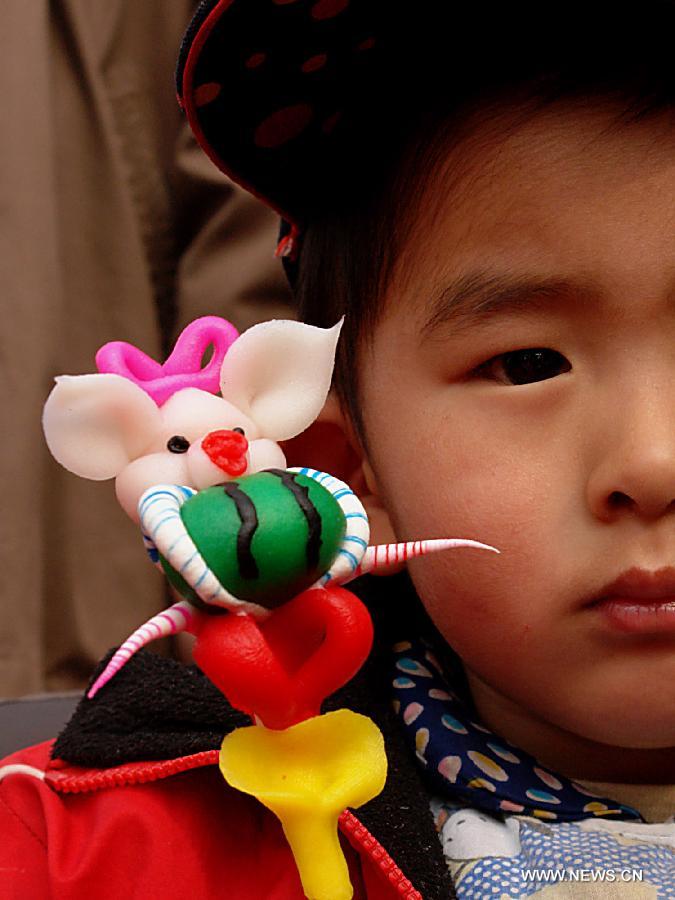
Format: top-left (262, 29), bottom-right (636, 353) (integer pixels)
top-left (357, 101), bottom-right (675, 773)
top-left (112, 389), bottom-right (285, 518)
top-left (43, 320), bottom-right (342, 520)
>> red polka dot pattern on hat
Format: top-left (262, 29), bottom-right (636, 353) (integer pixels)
top-left (194, 82), bottom-right (221, 107)
top-left (311, 0), bottom-right (349, 21)
top-left (322, 110), bottom-right (342, 134)
top-left (301, 53), bottom-right (327, 73)
top-left (245, 52), bottom-right (267, 69)
top-left (356, 37), bottom-right (376, 51)
top-left (254, 103), bottom-right (314, 149)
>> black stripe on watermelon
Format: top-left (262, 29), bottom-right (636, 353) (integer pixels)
top-left (223, 482), bottom-right (259, 579)
top-left (265, 469), bottom-right (322, 571)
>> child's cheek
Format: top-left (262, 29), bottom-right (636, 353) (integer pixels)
top-left (382, 429), bottom-right (550, 586)
top-left (379, 437), bottom-right (574, 659)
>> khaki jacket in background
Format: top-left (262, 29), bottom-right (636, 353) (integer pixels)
top-left (0, 0), bottom-right (293, 696)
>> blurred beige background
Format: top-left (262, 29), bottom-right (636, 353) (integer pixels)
top-left (0, 0), bottom-right (292, 697)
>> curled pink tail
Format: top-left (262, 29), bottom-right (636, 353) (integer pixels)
top-left (87, 600), bottom-right (199, 699)
top-left (336, 538), bottom-right (500, 583)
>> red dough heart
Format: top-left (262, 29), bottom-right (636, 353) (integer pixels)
top-left (192, 586), bottom-right (373, 729)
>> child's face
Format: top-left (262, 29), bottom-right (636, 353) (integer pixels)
top-left (357, 102), bottom-right (675, 767)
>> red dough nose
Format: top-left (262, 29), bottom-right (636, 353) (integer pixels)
top-left (202, 429), bottom-right (249, 477)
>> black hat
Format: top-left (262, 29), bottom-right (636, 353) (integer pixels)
top-left (177, 0), bottom-right (675, 261)
top-left (177, 0), bottom-right (394, 259)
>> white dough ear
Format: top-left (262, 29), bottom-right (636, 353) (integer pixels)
top-left (42, 373), bottom-right (162, 480)
top-left (219, 318), bottom-right (343, 441)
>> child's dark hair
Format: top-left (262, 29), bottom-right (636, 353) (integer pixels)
top-left (295, 1), bottom-right (675, 450)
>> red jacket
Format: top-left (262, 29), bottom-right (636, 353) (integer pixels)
top-left (0, 576), bottom-right (456, 899)
top-left (1, 739), bottom-right (420, 899)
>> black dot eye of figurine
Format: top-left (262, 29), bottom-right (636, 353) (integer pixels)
top-left (232, 427), bottom-right (245, 435)
top-left (167, 435), bottom-right (190, 453)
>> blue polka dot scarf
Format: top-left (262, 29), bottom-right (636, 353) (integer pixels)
top-left (392, 638), bottom-right (643, 823)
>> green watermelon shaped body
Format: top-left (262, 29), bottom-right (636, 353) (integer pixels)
top-left (160, 469), bottom-right (347, 609)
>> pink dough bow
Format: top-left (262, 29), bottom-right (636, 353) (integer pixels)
top-left (95, 316), bottom-right (239, 405)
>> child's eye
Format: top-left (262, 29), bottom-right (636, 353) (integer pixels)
top-left (472, 348), bottom-right (572, 385)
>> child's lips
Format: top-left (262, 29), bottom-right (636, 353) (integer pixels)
top-left (591, 596), bottom-right (675, 634)
top-left (585, 566), bottom-right (675, 634)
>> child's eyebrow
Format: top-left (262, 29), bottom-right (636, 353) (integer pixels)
top-left (420, 272), bottom-right (600, 339)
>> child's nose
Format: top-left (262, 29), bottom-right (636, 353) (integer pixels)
top-left (201, 429), bottom-right (249, 477)
top-left (588, 400), bottom-right (675, 522)
top-left (592, 473), bottom-right (675, 522)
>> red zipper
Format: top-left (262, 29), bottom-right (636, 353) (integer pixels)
top-left (339, 809), bottom-right (422, 899)
top-left (45, 750), bottom-right (220, 793)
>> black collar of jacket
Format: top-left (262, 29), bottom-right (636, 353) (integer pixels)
top-left (54, 574), bottom-right (461, 898)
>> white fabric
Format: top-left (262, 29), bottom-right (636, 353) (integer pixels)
top-left (431, 797), bottom-right (675, 898)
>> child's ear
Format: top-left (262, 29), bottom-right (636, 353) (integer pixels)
top-left (280, 393), bottom-right (398, 549)
top-left (279, 392), bottom-right (360, 484)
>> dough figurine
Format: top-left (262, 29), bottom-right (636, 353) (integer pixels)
top-left (42, 318), bottom-right (500, 900)
top-left (43, 315), bottom-right (343, 519)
